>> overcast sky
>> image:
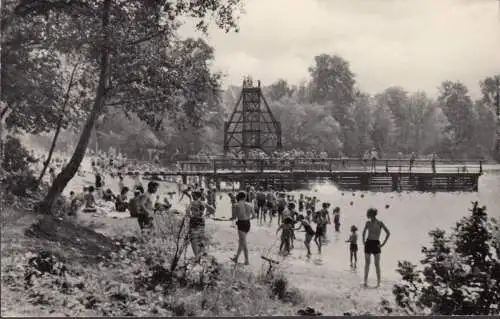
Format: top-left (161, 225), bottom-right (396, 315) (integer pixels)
top-left (181, 0), bottom-right (500, 98)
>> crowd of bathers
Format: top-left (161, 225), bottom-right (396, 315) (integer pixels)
top-left (62, 155), bottom-right (391, 288)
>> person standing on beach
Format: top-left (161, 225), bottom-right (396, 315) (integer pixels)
top-left (186, 191), bottom-right (213, 260)
top-left (362, 208), bottom-right (390, 288)
top-left (230, 192), bottom-right (254, 265)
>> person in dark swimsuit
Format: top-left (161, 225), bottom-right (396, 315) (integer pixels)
top-left (346, 225), bottom-right (358, 269)
top-left (276, 216), bottom-right (294, 256)
top-left (230, 192), bottom-right (254, 265)
top-left (295, 215), bottom-right (316, 258)
top-left (362, 208), bottom-right (390, 288)
top-left (333, 206), bottom-right (341, 232)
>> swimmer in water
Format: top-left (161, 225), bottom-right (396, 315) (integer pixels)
top-left (362, 208), bottom-right (390, 288)
top-left (346, 225), bottom-right (358, 269)
top-left (295, 215), bottom-right (316, 258)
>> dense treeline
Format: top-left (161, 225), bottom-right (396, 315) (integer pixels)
top-left (223, 55), bottom-right (499, 160)
top-left (1, 0), bottom-right (498, 208)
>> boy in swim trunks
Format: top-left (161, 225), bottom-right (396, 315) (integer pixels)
top-left (346, 225), bottom-right (358, 269)
top-left (362, 208), bottom-right (390, 288)
top-left (295, 215), bottom-right (316, 258)
top-left (276, 216), bottom-right (294, 256)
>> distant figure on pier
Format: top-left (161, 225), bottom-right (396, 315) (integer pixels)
top-left (370, 148), bottom-right (378, 172)
top-left (431, 153), bottom-right (437, 174)
top-left (362, 151), bottom-right (370, 170)
top-left (409, 152), bottom-right (416, 173)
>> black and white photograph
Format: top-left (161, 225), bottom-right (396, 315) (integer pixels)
top-left (1, 0), bottom-right (499, 316)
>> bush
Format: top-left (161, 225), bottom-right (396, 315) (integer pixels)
top-left (1, 136), bottom-right (39, 197)
top-left (393, 202), bottom-right (500, 315)
top-left (2, 135), bottom-right (37, 173)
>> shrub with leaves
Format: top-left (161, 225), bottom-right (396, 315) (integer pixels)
top-left (393, 201), bottom-right (500, 315)
top-left (1, 136), bottom-right (39, 197)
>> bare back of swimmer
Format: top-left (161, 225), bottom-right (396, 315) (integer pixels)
top-left (362, 208), bottom-right (390, 288)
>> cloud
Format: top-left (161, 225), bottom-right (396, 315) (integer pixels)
top-left (180, 0), bottom-right (500, 97)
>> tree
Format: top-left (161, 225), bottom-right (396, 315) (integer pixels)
top-left (437, 81), bottom-right (477, 157)
top-left (370, 100), bottom-right (397, 155)
top-left (479, 75), bottom-right (500, 110)
top-left (393, 202), bottom-right (500, 315)
top-left (36, 61), bottom-right (82, 187)
top-left (266, 79), bottom-right (293, 101)
top-left (352, 93), bottom-right (373, 155)
top-left (270, 98), bottom-right (343, 155)
top-left (13, 0), bottom-right (242, 212)
top-left (308, 54), bottom-right (357, 155)
top-left (375, 87), bottom-right (411, 154)
top-left (308, 54), bottom-right (356, 107)
top-left (1, 2), bottom-right (65, 134)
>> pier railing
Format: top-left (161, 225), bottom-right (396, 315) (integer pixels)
top-left (177, 158), bottom-right (484, 175)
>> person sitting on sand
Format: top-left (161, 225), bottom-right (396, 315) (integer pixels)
top-left (102, 188), bottom-right (115, 202)
top-left (362, 208), bottom-right (390, 288)
top-left (346, 225), bottom-right (358, 269)
top-left (115, 187), bottom-right (129, 212)
top-left (68, 191), bottom-right (80, 217)
top-left (95, 172), bottom-right (104, 195)
top-left (137, 182), bottom-right (158, 230)
top-left (230, 192), bottom-right (254, 265)
top-left (83, 186), bottom-right (97, 212)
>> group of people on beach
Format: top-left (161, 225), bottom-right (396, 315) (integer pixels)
top-left (68, 159), bottom-right (391, 288)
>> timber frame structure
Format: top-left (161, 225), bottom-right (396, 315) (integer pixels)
top-left (223, 77), bottom-right (282, 157)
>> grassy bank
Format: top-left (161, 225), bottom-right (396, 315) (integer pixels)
top-left (1, 205), bottom-right (309, 317)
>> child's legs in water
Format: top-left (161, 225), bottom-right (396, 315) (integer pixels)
top-left (304, 234), bottom-right (313, 256)
top-left (314, 235), bottom-right (322, 254)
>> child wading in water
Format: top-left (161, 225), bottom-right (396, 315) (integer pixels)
top-left (346, 225), bottom-right (358, 268)
top-left (276, 216), bottom-right (294, 256)
top-left (295, 215), bottom-right (317, 258)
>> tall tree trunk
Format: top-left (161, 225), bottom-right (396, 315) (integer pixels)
top-left (38, 0), bottom-right (111, 213)
top-left (36, 62), bottom-right (80, 188)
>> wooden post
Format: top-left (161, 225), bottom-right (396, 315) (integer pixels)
top-left (479, 160), bottom-right (483, 175)
top-left (391, 175), bottom-right (399, 192)
top-left (360, 173), bottom-right (370, 191)
top-left (385, 160), bottom-right (389, 173)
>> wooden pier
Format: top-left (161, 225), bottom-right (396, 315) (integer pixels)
top-left (129, 158), bottom-right (483, 192)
